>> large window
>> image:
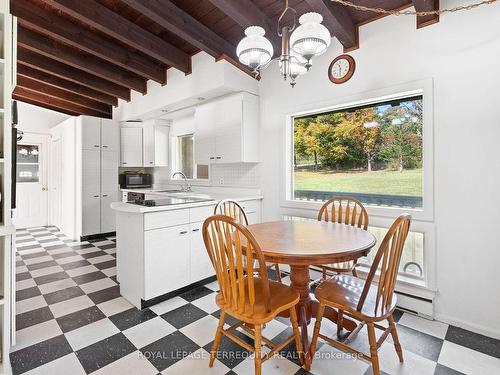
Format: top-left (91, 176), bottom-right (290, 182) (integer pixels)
top-left (176, 134), bottom-right (208, 179)
top-left (292, 95), bottom-right (423, 209)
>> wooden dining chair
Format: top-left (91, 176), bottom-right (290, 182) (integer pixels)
top-left (309, 214), bottom-right (412, 375)
top-left (214, 199), bottom-right (283, 283)
top-left (203, 215), bottom-right (303, 375)
top-left (317, 197), bottom-right (369, 278)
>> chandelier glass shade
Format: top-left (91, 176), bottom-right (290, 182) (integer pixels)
top-left (236, 26), bottom-right (274, 70)
top-left (235, 1), bottom-right (331, 87)
top-left (290, 13), bottom-right (331, 66)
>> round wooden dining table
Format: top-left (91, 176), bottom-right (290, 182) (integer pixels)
top-left (246, 220), bottom-right (376, 368)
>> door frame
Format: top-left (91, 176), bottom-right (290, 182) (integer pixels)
top-left (15, 132), bottom-right (51, 227)
top-left (49, 136), bottom-right (62, 228)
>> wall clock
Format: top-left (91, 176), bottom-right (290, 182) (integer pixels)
top-left (328, 54), bottom-right (356, 84)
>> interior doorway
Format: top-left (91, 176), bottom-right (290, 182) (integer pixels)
top-left (14, 133), bottom-right (50, 228)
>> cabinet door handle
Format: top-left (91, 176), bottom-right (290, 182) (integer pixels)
top-left (192, 228), bottom-right (200, 232)
top-left (102, 145), bottom-right (108, 148)
top-left (103, 194), bottom-right (108, 197)
top-left (122, 162), bottom-right (127, 165)
top-left (149, 161), bottom-right (154, 164)
top-left (216, 156), bottom-right (221, 160)
top-left (94, 144), bottom-right (100, 148)
top-left (180, 231), bottom-right (188, 235)
top-left (93, 195), bottom-right (99, 197)
top-left (209, 157), bottom-right (215, 160)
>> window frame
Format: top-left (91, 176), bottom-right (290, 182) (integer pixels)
top-left (170, 132), bottom-right (209, 182)
top-left (282, 79), bottom-right (434, 223)
top-left (281, 79), bottom-right (436, 293)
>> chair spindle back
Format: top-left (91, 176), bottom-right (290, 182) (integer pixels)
top-left (357, 214), bottom-right (412, 315)
top-left (214, 199), bottom-right (249, 226)
top-left (203, 215), bottom-right (271, 315)
top-left (318, 197), bottom-right (369, 230)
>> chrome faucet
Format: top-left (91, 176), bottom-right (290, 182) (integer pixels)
top-left (172, 171), bottom-right (192, 192)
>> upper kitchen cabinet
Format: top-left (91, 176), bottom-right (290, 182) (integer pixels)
top-left (143, 122), bottom-right (170, 167)
top-left (194, 92), bottom-right (259, 164)
top-left (81, 117), bottom-right (120, 151)
top-left (81, 117), bottom-right (101, 150)
top-left (120, 127), bottom-right (143, 167)
top-left (101, 119), bottom-right (120, 151)
top-left (120, 121), bottom-right (170, 167)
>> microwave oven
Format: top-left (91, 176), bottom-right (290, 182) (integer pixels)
top-left (119, 173), bottom-right (153, 189)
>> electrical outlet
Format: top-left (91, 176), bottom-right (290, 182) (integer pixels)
top-left (219, 178), bottom-right (224, 185)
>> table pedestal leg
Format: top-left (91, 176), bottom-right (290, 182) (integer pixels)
top-left (289, 266), bottom-right (313, 368)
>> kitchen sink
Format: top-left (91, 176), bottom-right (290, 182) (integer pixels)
top-left (164, 192), bottom-right (213, 199)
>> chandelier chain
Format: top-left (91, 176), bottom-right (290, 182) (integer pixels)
top-left (329, 0), bottom-right (497, 16)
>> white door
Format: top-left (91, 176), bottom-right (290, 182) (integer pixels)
top-left (81, 116), bottom-right (102, 150)
top-left (50, 138), bottom-right (62, 229)
top-left (15, 134), bottom-right (49, 228)
top-left (120, 127), bottom-right (143, 167)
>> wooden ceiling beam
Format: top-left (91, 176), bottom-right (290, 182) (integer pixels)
top-left (412, 0), bottom-right (439, 28)
top-left (13, 86), bottom-right (112, 118)
top-left (17, 65), bottom-right (118, 107)
top-left (18, 26), bottom-right (146, 94)
top-left (12, 0), bottom-right (166, 84)
top-left (45, 0), bottom-right (191, 73)
top-left (17, 75), bottom-right (112, 115)
top-left (18, 48), bottom-right (131, 101)
top-left (207, 0), bottom-right (281, 56)
top-left (304, 0), bottom-right (358, 51)
top-left (14, 95), bottom-right (80, 116)
top-left (121, 0), bottom-right (235, 58)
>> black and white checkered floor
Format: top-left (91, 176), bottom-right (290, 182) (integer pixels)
top-left (11, 226), bottom-right (500, 374)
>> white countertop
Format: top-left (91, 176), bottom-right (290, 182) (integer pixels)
top-left (112, 187), bottom-right (263, 213)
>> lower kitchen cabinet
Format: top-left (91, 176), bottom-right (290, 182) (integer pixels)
top-left (113, 198), bottom-right (262, 309)
top-left (190, 221), bottom-right (214, 283)
top-left (144, 225), bottom-right (190, 300)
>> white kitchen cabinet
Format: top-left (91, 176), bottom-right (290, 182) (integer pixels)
top-left (120, 123), bottom-right (170, 167)
top-left (82, 193), bottom-right (101, 236)
top-left (120, 127), bottom-right (143, 167)
top-left (100, 150), bottom-right (119, 233)
top-left (81, 117), bottom-right (102, 151)
top-left (144, 225), bottom-right (191, 300)
top-left (113, 198), bottom-right (262, 308)
top-left (194, 103), bottom-right (216, 165)
top-left (80, 118), bottom-right (120, 237)
top-left (194, 92), bottom-right (259, 164)
top-left (101, 119), bottom-right (120, 151)
top-left (143, 124), bottom-right (169, 167)
top-left (190, 221), bottom-right (214, 283)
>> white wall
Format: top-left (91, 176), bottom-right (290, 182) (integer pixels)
top-left (17, 102), bottom-right (70, 134)
top-left (258, 2), bottom-right (500, 336)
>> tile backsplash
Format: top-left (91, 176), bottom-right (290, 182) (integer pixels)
top-left (124, 163), bottom-right (260, 188)
top-left (210, 163), bottom-right (260, 187)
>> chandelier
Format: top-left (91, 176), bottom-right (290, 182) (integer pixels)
top-left (236, 0), bottom-right (331, 87)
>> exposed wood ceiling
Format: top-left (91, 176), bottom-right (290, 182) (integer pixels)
top-left (11, 0), bottom-right (439, 118)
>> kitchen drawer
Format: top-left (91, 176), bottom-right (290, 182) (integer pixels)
top-left (240, 200), bottom-right (260, 214)
top-left (144, 209), bottom-right (190, 230)
top-left (190, 204), bottom-right (216, 222)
